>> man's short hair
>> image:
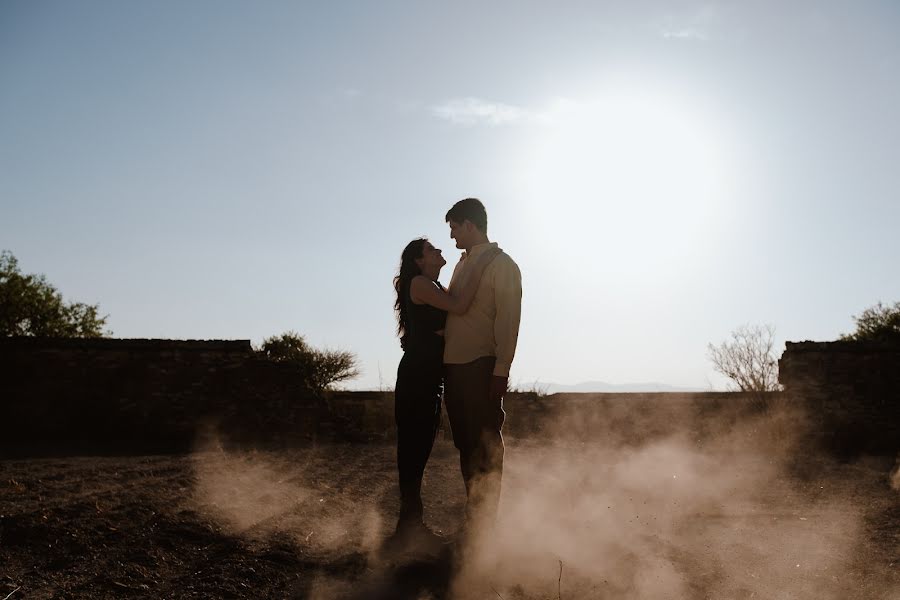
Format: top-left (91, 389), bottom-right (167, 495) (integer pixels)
top-left (445, 197), bottom-right (488, 233)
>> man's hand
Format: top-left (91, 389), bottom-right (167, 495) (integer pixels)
top-left (490, 375), bottom-right (508, 403)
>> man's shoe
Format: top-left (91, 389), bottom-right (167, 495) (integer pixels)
top-left (443, 524), bottom-right (472, 563)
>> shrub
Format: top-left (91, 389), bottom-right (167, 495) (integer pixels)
top-left (707, 324), bottom-right (782, 393)
top-left (840, 301), bottom-right (900, 343)
top-left (0, 250), bottom-right (109, 337)
top-left (257, 330), bottom-right (359, 391)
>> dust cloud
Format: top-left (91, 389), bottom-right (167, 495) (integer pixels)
top-left (187, 401), bottom-right (896, 599)
top-left (188, 436), bottom-right (386, 557)
top-left (891, 457), bottom-right (900, 492)
top-left (453, 403), bottom-right (878, 600)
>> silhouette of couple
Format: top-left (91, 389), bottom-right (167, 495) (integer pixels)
top-left (391, 198), bottom-right (522, 554)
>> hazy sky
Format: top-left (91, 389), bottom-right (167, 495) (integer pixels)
top-left (2, 1), bottom-right (899, 390)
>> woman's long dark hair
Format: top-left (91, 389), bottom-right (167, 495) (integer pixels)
top-left (394, 238), bottom-right (427, 349)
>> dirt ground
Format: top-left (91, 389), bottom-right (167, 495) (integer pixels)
top-left (2, 438), bottom-right (899, 599)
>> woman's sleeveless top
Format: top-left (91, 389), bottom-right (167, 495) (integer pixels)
top-left (402, 279), bottom-right (447, 360)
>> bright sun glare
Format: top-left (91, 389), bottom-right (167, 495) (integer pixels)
top-left (517, 86), bottom-right (734, 280)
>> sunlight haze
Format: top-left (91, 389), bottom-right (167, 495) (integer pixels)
top-left (2, 1), bottom-right (898, 390)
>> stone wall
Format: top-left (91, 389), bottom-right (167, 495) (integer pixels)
top-left (304, 390), bottom-right (787, 448)
top-left (0, 338), bottom-right (330, 455)
top-left (5, 337), bottom-right (898, 457)
top-left (502, 391), bottom-right (778, 444)
top-left (0, 336), bottom-right (784, 456)
top-left (778, 340), bottom-right (900, 455)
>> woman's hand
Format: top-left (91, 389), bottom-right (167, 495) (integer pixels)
top-left (412, 246), bottom-right (503, 315)
top-left (472, 246), bottom-right (502, 273)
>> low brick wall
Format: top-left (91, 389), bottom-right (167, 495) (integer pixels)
top-left (305, 390), bottom-right (794, 453)
top-left (503, 391), bottom-right (779, 443)
top-left (1, 337), bottom-right (786, 456)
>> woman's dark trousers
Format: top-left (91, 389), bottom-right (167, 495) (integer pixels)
top-left (394, 351), bottom-right (443, 527)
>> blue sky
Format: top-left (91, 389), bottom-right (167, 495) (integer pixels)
top-left (2, 1), bottom-right (899, 389)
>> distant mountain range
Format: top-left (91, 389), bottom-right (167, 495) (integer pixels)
top-left (514, 380), bottom-right (706, 394)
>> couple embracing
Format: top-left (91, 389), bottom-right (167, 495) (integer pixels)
top-left (391, 197), bottom-right (522, 552)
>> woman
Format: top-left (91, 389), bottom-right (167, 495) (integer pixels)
top-left (391, 237), bottom-right (499, 546)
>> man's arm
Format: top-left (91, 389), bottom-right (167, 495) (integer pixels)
top-left (492, 255), bottom-right (522, 379)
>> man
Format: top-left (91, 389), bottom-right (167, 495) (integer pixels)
top-left (443, 197), bottom-right (522, 537)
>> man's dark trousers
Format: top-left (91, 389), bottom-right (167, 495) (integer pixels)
top-left (444, 356), bottom-right (505, 527)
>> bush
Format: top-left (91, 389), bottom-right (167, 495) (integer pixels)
top-left (840, 301), bottom-right (900, 343)
top-left (1, 250), bottom-right (109, 338)
top-left (707, 324), bottom-right (782, 393)
top-left (257, 330), bottom-right (359, 391)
